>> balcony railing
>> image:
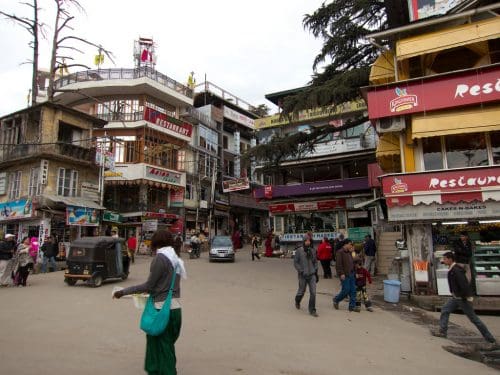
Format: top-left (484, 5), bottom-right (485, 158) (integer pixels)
top-left (54, 67), bottom-right (194, 98)
top-left (0, 142), bottom-right (95, 164)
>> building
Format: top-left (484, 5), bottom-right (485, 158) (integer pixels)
top-left (365, 2), bottom-right (500, 297)
top-left (253, 88), bottom-right (378, 250)
top-left (0, 102), bottom-right (106, 248)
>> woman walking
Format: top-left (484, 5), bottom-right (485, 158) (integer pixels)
top-left (13, 237), bottom-right (34, 286)
top-left (113, 230), bottom-right (187, 374)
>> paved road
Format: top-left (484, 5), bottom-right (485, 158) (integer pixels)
top-left (0, 247), bottom-right (498, 375)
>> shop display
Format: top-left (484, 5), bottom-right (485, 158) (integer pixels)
top-left (473, 243), bottom-right (500, 296)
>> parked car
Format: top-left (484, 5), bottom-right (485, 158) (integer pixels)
top-left (209, 235), bottom-right (235, 262)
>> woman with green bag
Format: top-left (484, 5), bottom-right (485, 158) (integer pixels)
top-left (113, 229), bottom-right (187, 374)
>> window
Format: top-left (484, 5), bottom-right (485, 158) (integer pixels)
top-left (490, 132), bottom-right (500, 165)
top-left (199, 125), bottom-right (218, 153)
top-left (446, 134), bottom-right (487, 169)
top-left (58, 122), bottom-right (83, 146)
top-left (177, 150), bottom-right (186, 171)
top-left (185, 182), bottom-right (193, 200)
top-left (57, 168), bottom-right (78, 197)
top-left (29, 167), bottom-right (41, 196)
top-left (223, 136), bottom-right (228, 149)
top-left (8, 171), bottom-right (22, 199)
top-left (422, 137), bottom-right (443, 170)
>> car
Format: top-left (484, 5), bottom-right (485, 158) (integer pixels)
top-left (209, 235), bottom-right (235, 262)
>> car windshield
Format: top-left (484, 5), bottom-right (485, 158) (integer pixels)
top-left (212, 237), bottom-right (232, 247)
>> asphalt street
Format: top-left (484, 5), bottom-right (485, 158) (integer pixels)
top-left (0, 246), bottom-right (498, 375)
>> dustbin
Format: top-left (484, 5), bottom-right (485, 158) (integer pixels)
top-left (383, 279), bottom-right (401, 303)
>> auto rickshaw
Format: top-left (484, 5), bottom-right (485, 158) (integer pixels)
top-left (64, 236), bottom-right (130, 287)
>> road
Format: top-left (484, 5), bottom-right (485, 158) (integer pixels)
top-left (0, 246), bottom-right (498, 375)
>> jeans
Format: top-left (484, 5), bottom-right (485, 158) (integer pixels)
top-left (364, 256), bottom-right (376, 275)
top-left (295, 274), bottom-right (317, 313)
top-left (334, 273), bottom-right (356, 310)
top-left (440, 298), bottom-right (496, 342)
top-left (0, 260), bottom-right (9, 284)
top-left (320, 260), bottom-right (332, 278)
top-left (42, 256), bottom-right (57, 273)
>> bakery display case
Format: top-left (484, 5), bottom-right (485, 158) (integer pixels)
top-left (474, 243), bottom-right (500, 296)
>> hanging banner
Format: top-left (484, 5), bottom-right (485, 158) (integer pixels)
top-left (66, 206), bottom-right (99, 226)
top-left (0, 198), bottom-right (33, 222)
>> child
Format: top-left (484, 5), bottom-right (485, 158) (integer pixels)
top-left (354, 259), bottom-right (373, 312)
top-left (251, 234), bottom-right (261, 261)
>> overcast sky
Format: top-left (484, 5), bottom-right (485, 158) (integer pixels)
top-left (0, 0), bottom-right (326, 116)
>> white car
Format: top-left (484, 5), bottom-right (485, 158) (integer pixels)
top-left (209, 236), bottom-right (235, 262)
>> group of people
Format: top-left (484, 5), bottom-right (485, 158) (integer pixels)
top-left (293, 234), bottom-right (375, 317)
top-left (0, 233), bottom-right (59, 287)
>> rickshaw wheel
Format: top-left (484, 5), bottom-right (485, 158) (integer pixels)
top-left (65, 278), bottom-right (77, 286)
top-left (92, 274), bottom-right (103, 287)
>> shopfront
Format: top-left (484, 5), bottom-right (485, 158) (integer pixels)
top-left (382, 166), bottom-right (500, 296)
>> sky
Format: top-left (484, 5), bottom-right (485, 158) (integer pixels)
top-left (0, 0), bottom-right (326, 116)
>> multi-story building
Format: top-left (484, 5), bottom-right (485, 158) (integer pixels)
top-left (253, 88), bottom-right (378, 250)
top-left (0, 102), bottom-right (106, 246)
top-left (365, 2), bottom-right (500, 297)
top-left (193, 81), bottom-right (268, 239)
top-left (53, 38), bottom-right (194, 240)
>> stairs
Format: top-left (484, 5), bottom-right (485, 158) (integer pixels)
top-left (376, 231), bottom-right (401, 275)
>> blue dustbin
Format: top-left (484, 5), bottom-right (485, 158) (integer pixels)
top-left (383, 279), bottom-right (401, 303)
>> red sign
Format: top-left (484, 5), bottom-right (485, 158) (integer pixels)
top-left (382, 166), bottom-right (500, 207)
top-left (144, 107), bottom-right (193, 137)
top-left (264, 185), bottom-right (273, 199)
top-left (144, 212), bottom-right (179, 220)
top-left (367, 66), bottom-right (500, 119)
top-left (268, 199), bottom-right (346, 214)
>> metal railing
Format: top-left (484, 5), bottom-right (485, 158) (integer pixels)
top-left (54, 67), bottom-right (194, 98)
top-left (194, 81), bottom-right (257, 114)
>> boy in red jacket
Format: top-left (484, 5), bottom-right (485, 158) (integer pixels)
top-left (354, 259), bottom-right (373, 312)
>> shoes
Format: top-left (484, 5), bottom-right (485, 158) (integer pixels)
top-left (430, 329), bottom-right (447, 338)
top-left (366, 307), bottom-right (374, 312)
top-left (295, 301), bottom-right (300, 310)
top-left (333, 301), bottom-right (339, 310)
top-left (310, 311), bottom-right (319, 317)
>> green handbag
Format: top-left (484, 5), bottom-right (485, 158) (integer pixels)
top-left (140, 265), bottom-right (178, 336)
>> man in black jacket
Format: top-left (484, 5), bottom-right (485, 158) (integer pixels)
top-left (431, 252), bottom-right (496, 347)
top-left (453, 231), bottom-right (473, 281)
top-left (0, 234), bottom-right (16, 285)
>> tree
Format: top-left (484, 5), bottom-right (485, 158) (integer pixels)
top-left (0, 0), bottom-right (46, 106)
top-left (246, 1), bottom-right (409, 167)
top-left (249, 104), bottom-right (271, 118)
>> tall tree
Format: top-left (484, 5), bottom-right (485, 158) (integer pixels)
top-left (0, 0), bottom-right (46, 106)
top-left (246, 1), bottom-right (409, 167)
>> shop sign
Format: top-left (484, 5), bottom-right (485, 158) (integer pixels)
top-left (144, 212), bottom-right (178, 220)
top-left (408, 0), bottom-right (468, 21)
top-left (223, 106), bottom-right (254, 129)
top-left (222, 178), bottom-right (250, 193)
top-left (387, 201), bottom-right (500, 222)
top-left (0, 198), bottom-right (33, 221)
top-left (382, 167), bottom-right (500, 197)
top-left (347, 211), bottom-right (368, 219)
top-left (103, 211), bottom-right (122, 223)
top-left (264, 185), bottom-right (273, 199)
top-left (144, 107), bottom-right (193, 138)
top-left (95, 149), bottom-right (115, 170)
top-left (279, 232), bottom-right (338, 243)
top-left (269, 199), bottom-right (346, 214)
top-left (81, 182), bottom-right (100, 201)
top-left (0, 172), bottom-right (7, 195)
top-left (146, 167), bottom-right (182, 185)
top-left (170, 189), bottom-right (184, 207)
top-left (142, 219), bottom-right (158, 232)
top-left (367, 66), bottom-right (500, 119)
top-left (348, 226), bottom-right (373, 242)
top-left (66, 205), bottom-right (99, 226)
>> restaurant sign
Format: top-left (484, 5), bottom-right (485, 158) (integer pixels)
top-left (144, 107), bottom-right (193, 139)
top-left (222, 178), bottom-right (250, 193)
top-left (269, 199), bottom-right (346, 214)
top-left (146, 167), bottom-right (182, 185)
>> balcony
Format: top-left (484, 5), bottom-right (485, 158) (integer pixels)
top-left (0, 143), bottom-right (96, 165)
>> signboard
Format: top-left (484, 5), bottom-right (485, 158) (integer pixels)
top-left (223, 106), bottom-right (254, 129)
top-left (66, 205), bottom-right (99, 226)
top-left (0, 172), bottom-right (7, 195)
top-left (170, 189), bottom-right (184, 207)
top-left (279, 232), bottom-right (338, 243)
top-left (347, 211), bottom-right (369, 219)
top-left (222, 178), bottom-right (250, 193)
top-left (103, 211), bottom-right (122, 223)
top-left (0, 198), bottom-right (33, 221)
top-left (367, 66), bottom-right (500, 119)
top-left (146, 167), bottom-right (182, 185)
top-left (142, 219), bottom-right (158, 232)
top-left (387, 201), bottom-right (500, 222)
top-left (348, 227), bottom-right (373, 242)
top-left (95, 149), bottom-right (115, 170)
top-left (81, 182), bottom-right (100, 201)
top-left (269, 199), bottom-right (346, 214)
top-left (408, 0), bottom-right (468, 22)
top-left (144, 107), bottom-right (193, 138)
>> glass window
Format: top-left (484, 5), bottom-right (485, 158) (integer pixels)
top-left (8, 171), bottom-right (22, 199)
top-left (446, 133), bottom-right (488, 169)
top-left (57, 168), bottom-right (78, 197)
top-left (29, 167), bottom-right (40, 196)
top-left (422, 137), bottom-right (443, 170)
top-left (490, 131), bottom-right (500, 165)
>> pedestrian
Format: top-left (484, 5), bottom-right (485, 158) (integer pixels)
top-left (354, 259), bottom-right (373, 312)
top-left (232, 228), bottom-right (242, 251)
top-left (41, 236), bottom-right (58, 273)
top-left (113, 229), bottom-right (187, 374)
top-left (334, 234), bottom-right (345, 252)
top-left (0, 233), bottom-right (16, 286)
top-left (13, 237), bottom-right (34, 287)
top-left (174, 233), bottom-right (183, 258)
top-left (431, 252), bottom-right (497, 347)
top-left (333, 238), bottom-right (357, 312)
top-left (251, 234), bottom-right (261, 261)
top-left (317, 236), bottom-right (332, 279)
top-left (190, 232), bottom-right (200, 258)
top-left (265, 233), bottom-right (273, 257)
top-left (127, 233), bottom-right (137, 263)
top-left (363, 234), bottom-right (377, 275)
top-left (293, 237), bottom-right (319, 317)
top-left (453, 231), bottom-right (473, 282)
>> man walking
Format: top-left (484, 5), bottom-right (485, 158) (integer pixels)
top-left (453, 231), bottom-right (473, 282)
top-left (41, 236), bottom-right (58, 273)
top-left (363, 234), bottom-right (377, 275)
top-left (0, 234), bottom-right (16, 285)
top-left (431, 252), bottom-right (497, 348)
top-left (333, 239), bottom-right (358, 312)
top-left (293, 238), bottom-right (319, 317)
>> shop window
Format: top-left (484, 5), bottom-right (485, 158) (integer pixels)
top-left (8, 171), bottom-right (22, 199)
top-left (342, 160), bottom-right (368, 178)
top-left (490, 131), bottom-right (500, 165)
top-left (29, 167), bottom-right (41, 196)
top-left (185, 182), bottom-right (193, 200)
top-left (57, 168), bottom-right (78, 197)
top-left (445, 133), bottom-right (487, 169)
top-left (422, 137), bottom-right (443, 170)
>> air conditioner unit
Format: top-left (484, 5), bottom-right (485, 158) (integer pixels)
top-left (375, 116), bottom-right (406, 133)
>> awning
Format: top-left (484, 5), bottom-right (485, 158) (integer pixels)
top-left (43, 194), bottom-right (105, 210)
top-left (353, 197), bottom-right (382, 209)
top-left (376, 133), bottom-right (400, 157)
top-left (369, 51), bottom-right (395, 85)
top-left (412, 106), bottom-right (500, 139)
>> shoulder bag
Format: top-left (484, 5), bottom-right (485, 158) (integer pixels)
top-left (140, 265), bottom-right (178, 336)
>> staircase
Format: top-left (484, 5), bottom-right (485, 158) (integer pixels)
top-left (376, 231), bottom-right (401, 275)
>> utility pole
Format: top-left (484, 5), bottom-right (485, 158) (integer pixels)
top-left (207, 155), bottom-right (217, 240)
